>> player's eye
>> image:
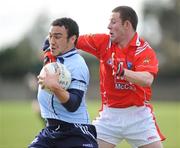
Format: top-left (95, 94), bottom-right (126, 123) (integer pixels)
top-left (54, 35), bottom-right (61, 39)
top-left (49, 33), bottom-right (62, 40)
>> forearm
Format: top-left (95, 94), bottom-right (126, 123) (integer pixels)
top-left (51, 83), bottom-right (70, 103)
top-left (124, 69), bottom-right (154, 87)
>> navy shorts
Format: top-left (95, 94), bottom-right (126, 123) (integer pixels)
top-left (28, 119), bottom-right (98, 148)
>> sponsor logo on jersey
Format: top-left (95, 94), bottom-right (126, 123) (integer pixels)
top-left (115, 82), bottom-right (136, 90)
top-left (82, 144), bottom-right (94, 147)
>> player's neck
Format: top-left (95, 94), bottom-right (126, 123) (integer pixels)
top-left (118, 32), bottom-right (135, 49)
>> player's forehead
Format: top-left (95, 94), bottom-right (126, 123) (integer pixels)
top-left (49, 25), bottom-right (67, 36)
top-left (109, 12), bottom-right (121, 22)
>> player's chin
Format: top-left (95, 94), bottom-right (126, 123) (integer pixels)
top-left (51, 50), bottom-right (58, 56)
top-left (109, 35), bottom-right (115, 41)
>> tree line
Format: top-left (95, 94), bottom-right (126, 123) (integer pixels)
top-left (0, 0), bottom-right (180, 79)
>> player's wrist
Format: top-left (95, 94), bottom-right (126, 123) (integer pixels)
top-left (50, 82), bottom-right (63, 92)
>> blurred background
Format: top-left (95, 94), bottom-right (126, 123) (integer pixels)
top-left (0, 0), bottom-right (180, 147)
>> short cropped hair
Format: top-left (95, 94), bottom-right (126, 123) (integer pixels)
top-left (51, 17), bottom-right (79, 45)
top-left (112, 6), bottom-right (138, 31)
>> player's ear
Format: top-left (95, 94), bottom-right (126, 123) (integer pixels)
top-left (123, 20), bottom-right (132, 30)
top-left (70, 35), bottom-right (77, 44)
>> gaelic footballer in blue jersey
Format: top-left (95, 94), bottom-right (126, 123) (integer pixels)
top-left (29, 17), bottom-right (98, 148)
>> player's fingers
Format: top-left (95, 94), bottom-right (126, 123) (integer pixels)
top-left (38, 78), bottom-right (43, 85)
top-left (37, 75), bottom-right (44, 81)
top-left (37, 75), bottom-right (41, 79)
top-left (38, 79), bottom-right (45, 89)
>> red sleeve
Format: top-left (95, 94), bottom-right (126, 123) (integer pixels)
top-left (76, 34), bottom-right (110, 59)
top-left (134, 47), bottom-right (159, 76)
top-left (43, 50), bottom-right (56, 65)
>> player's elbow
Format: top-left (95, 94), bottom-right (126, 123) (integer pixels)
top-left (62, 98), bottom-right (81, 112)
top-left (62, 89), bottom-right (83, 112)
top-left (66, 105), bottom-right (80, 112)
top-left (144, 79), bottom-right (153, 87)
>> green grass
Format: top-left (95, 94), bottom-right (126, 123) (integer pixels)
top-left (0, 100), bottom-right (180, 148)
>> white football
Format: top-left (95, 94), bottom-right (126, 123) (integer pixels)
top-left (39, 62), bottom-right (71, 92)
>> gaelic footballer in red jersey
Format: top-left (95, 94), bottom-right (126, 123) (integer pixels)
top-left (76, 33), bottom-right (158, 108)
top-left (75, 6), bottom-right (165, 148)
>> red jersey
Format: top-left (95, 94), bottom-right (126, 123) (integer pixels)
top-left (76, 33), bottom-right (158, 108)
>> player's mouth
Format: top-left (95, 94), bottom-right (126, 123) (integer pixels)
top-left (109, 31), bottom-right (114, 35)
top-left (109, 32), bottom-right (115, 39)
top-left (50, 47), bottom-right (56, 52)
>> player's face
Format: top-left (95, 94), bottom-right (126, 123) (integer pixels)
top-left (108, 12), bottom-right (126, 44)
top-left (48, 26), bottom-right (74, 56)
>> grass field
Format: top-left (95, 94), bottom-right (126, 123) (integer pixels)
top-left (0, 100), bottom-right (180, 148)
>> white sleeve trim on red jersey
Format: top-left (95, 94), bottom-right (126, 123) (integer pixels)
top-left (135, 42), bottom-right (150, 56)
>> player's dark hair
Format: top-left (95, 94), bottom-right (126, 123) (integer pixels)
top-left (51, 17), bottom-right (79, 45)
top-left (112, 6), bottom-right (138, 31)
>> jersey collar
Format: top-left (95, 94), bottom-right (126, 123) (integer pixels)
top-left (129, 32), bottom-right (141, 47)
top-left (57, 48), bottom-right (77, 58)
top-left (120, 32), bottom-right (141, 54)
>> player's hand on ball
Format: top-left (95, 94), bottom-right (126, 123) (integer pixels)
top-left (38, 62), bottom-right (71, 93)
top-left (38, 67), bottom-right (60, 91)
